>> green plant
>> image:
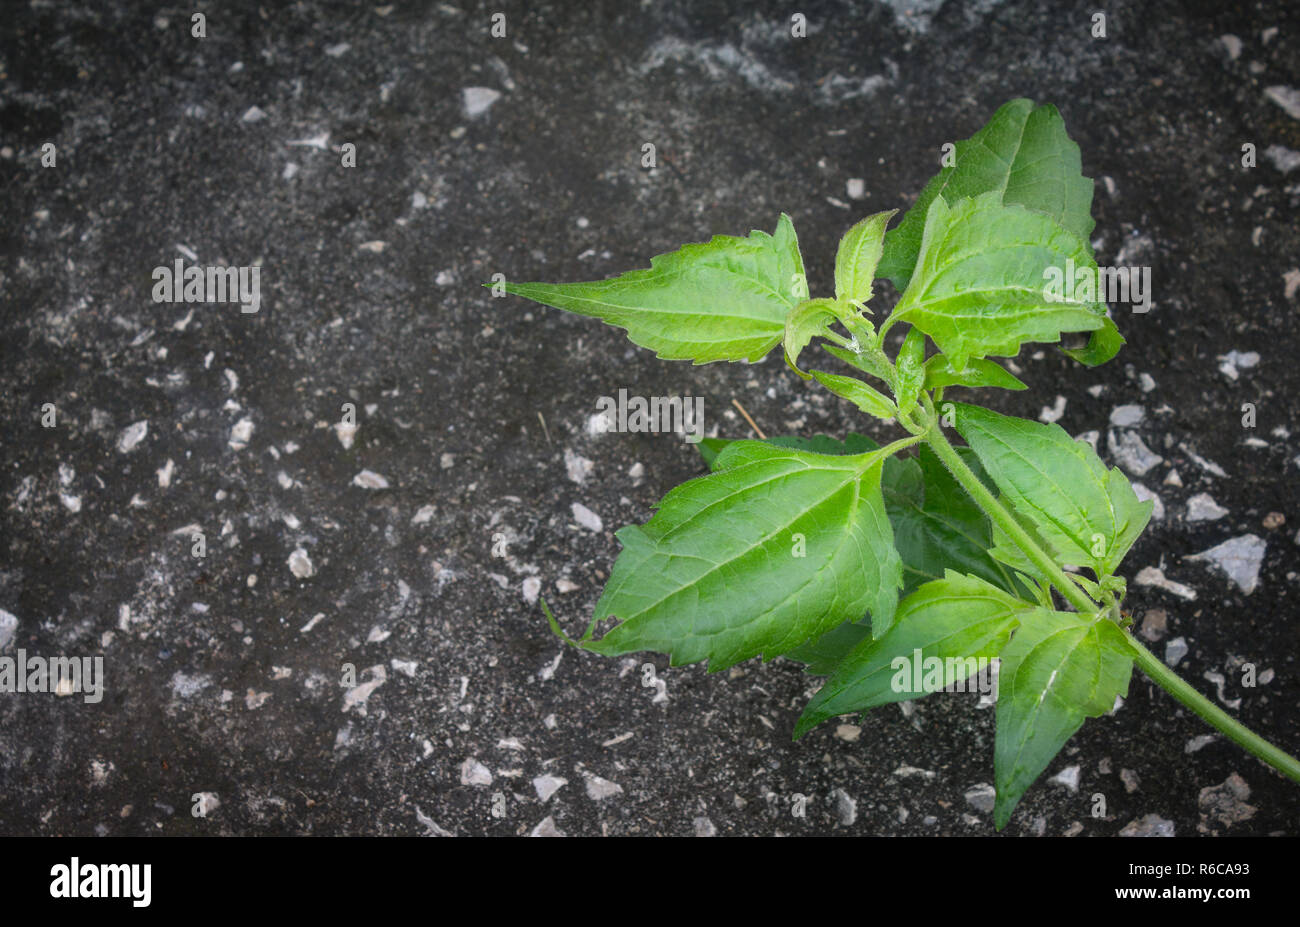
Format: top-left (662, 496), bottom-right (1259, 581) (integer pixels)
top-left (498, 98), bottom-right (1300, 829)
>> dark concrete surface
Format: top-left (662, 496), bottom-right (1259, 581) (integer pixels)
top-left (1, 0), bottom-right (1298, 836)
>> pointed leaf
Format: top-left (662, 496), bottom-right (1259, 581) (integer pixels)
top-left (835, 209), bottom-right (897, 306)
top-left (993, 611), bottom-right (1134, 828)
top-left (795, 571), bottom-right (1032, 737)
top-left (784, 297), bottom-right (857, 377)
top-left (810, 370), bottom-right (897, 420)
top-left (924, 355), bottom-right (1027, 391)
top-left (696, 433), bottom-right (881, 471)
top-left (503, 214), bottom-right (806, 364)
top-left (890, 193), bottom-right (1105, 371)
top-left (887, 446), bottom-right (1028, 599)
top-left (823, 343), bottom-right (896, 385)
top-left (586, 442), bottom-right (902, 671)
top-left (894, 327), bottom-right (927, 413)
top-left (783, 619), bottom-right (874, 677)
top-left (879, 99), bottom-right (1095, 292)
top-left (952, 403), bottom-right (1153, 578)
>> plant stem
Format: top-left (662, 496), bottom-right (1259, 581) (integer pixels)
top-left (877, 434), bottom-right (923, 459)
top-left (920, 410), bottom-right (1099, 615)
top-left (919, 395), bottom-right (1300, 784)
top-left (1125, 634), bottom-right (1300, 783)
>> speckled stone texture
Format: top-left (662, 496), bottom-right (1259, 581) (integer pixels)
top-left (1, 0), bottom-right (1298, 836)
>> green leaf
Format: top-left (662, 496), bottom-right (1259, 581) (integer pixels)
top-left (784, 297), bottom-right (858, 378)
top-left (783, 619), bottom-right (874, 676)
top-left (993, 611), bottom-right (1134, 828)
top-left (878, 98), bottom-right (1095, 292)
top-left (502, 214), bottom-right (806, 364)
top-left (694, 437), bottom-right (732, 469)
top-left (890, 193), bottom-right (1105, 371)
top-left (887, 446), bottom-right (1027, 599)
top-left (823, 343), bottom-right (896, 386)
top-left (835, 209), bottom-right (897, 306)
top-left (586, 442), bottom-right (902, 671)
top-left (924, 355), bottom-right (1027, 391)
top-left (795, 571), bottom-right (1032, 738)
top-left (810, 370), bottom-right (897, 420)
top-left (1062, 315), bottom-right (1126, 367)
top-left (952, 403), bottom-right (1153, 578)
top-left (894, 327), bottom-right (927, 414)
top-left (696, 433), bottom-right (880, 471)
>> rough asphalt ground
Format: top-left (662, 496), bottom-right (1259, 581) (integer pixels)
top-left (1, 0), bottom-right (1298, 836)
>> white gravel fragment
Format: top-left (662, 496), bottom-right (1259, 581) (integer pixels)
top-left (564, 448), bottom-right (594, 484)
top-left (571, 502), bottom-right (603, 532)
top-left (390, 659), bottom-right (418, 677)
top-left (352, 470), bottom-right (390, 489)
top-left (964, 783), bottom-right (996, 814)
top-left (532, 774), bottom-right (568, 803)
top-left (156, 458), bottom-right (175, 488)
top-left (521, 576), bottom-right (541, 604)
top-left (1039, 395), bottom-right (1067, 423)
top-left (693, 815), bottom-right (718, 836)
top-left (829, 788), bottom-right (857, 825)
top-left (1264, 144), bottom-right (1300, 173)
top-left (846, 178), bottom-right (866, 199)
top-left (241, 105), bottom-right (267, 123)
top-left (411, 504), bottom-right (436, 524)
top-left (1163, 468), bottom-right (1183, 488)
top-left (334, 421), bottom-right (357, 449)
top-left (1186, 492), bottom-right (1229, 521)
top-left (1135, 566), bottom-right (1197, 600)
top-left (1132, 483), bottom-right (1164, 520)
top-left (228, 418), bottom-right (254, 451)
top-left (1048, 765), bottom-right (1081, 792)
top-left (1109, 404), bottom-right (1145, 427)
top-left (414, 806), bottom-right (454, 837)
top-left (1165, 636), bottom-right (1189, 667)
top-left (1139, 373), bottom-right (1156, 393)
top-left (341, 665), bottom-right (387, 714)
top-left (60, 493), bottom-right (82, 513)
top-left (1188, 534), bottom-right (1266, 594)
top-left (0, 609), bottom-right (18, 649)
top-left (117, 420), bottom-right (148, 453)
top-left (463, 86), bottom-right (502, 118)
top-left (1108, 429), bottom-right (1163, 476)
top-left (170, 672), bottom-right (212, 699)
top-left (1220, 34), bottom-right (1242, 60)
top-left (1218, 350), bottom-right (1260, 380)
top-left (530, 816), bottom-right (565, 837)
top-left (585, 774), bottom-right (623, 801)
top-left (1264, 85), bottom-right (1300, 121)
top-left (288, 547), bottom-right (314, 578)
top-left (460, 758), bottom-right (493, 787)
top-left (1186, 734), bottom-right (1219, 754)
top-left (1119, 814), bottom-right (1175, 837)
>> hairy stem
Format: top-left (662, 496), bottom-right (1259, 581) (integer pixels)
top-left (1125, 634), bottom-right (1300, 783)
top-left (920, 407), bottom-right (1099, 615)
top-left (919, 394), bottom-right (1300, 783)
